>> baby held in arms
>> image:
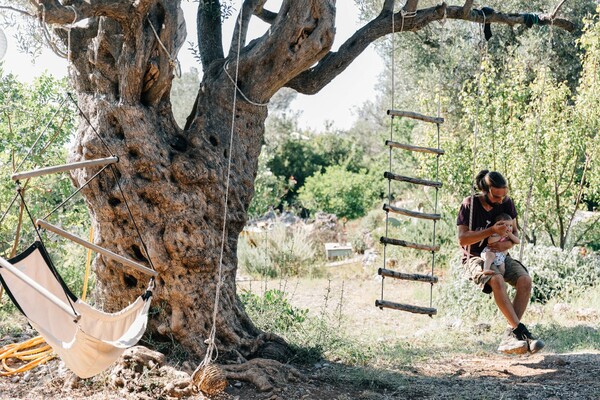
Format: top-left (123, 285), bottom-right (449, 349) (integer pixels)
top-left (481, 213), bottom-right (520, 276)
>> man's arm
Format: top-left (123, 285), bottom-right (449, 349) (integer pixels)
top-left (458, 222), bottom-right (508, 247)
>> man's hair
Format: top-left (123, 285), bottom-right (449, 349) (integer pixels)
top-left (495, 213), bottom-right (512, 222)
top-left (475, 170), bottom-right (508, 192)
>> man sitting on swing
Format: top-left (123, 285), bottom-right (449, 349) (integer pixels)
top-left (457, 170), bottom-right (544, 354)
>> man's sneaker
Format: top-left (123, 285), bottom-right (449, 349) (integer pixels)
top-left (497, 327), bottom-right (528, 354)
top-left (513, 323), bottom-right (545, 354)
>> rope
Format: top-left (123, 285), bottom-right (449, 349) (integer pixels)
top-left (66, 93), bottom-right (115, 157)
top-left (16, 185), bottom-right (80, 319)
top-left (40, 163), bottom-right (111, 221)
top-left (381, 1), bottom-right (418, 305)
top-left (0, 336), bottom-right (55, 376)
top-left (429, 9), bottom-right (446, 310)
top-left (465, 11), bottom-right (489, 264)
top-left (81, 227), bottom-right (94, 302)
top-left (519, 17), bottom-right (554, 260)
top-left (222, 61), bottom-right (269, 107)
top-left (13, 95), bottom-right (69, 174)
top-left (148, 19), bottom-right (182, 79)
top-left (199, 8), bottom-right (245, 370)
top-left (109, 165), bottom-right (157, 272)
top-left (65, 5), bottom-right (77, 80)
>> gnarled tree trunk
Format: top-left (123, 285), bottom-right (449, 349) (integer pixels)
top-left (31, 0), bottom-right (573, 361)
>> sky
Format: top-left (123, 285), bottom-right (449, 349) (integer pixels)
top-left (1, 2), bottom-right (384, 131)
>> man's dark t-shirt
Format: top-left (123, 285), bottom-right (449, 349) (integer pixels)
top-left (456, 195), bottom-right (517, 262)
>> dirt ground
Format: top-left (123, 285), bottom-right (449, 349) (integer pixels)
top-left (1, 267), bottom-right (599, 399)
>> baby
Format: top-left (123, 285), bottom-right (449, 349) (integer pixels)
top-left (482, 213), bottom-right (520, 276)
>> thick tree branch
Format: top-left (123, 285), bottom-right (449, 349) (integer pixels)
top-left (30, 0), bottom-right (154, 25)
top-left (461, 0), bottom-right (474, 18)
top-left (404, 0), bottom-right (419, 13)
top-left (382, 0), bottom-right (395, 13)
top-left (197, 0), bottom-right (225, 70)
top-left (287, 3), bottom-right (576, 95)
top-left (253, 0), bottom-right (277, 24)
top-left (229, 0), bottom-right (261, 59)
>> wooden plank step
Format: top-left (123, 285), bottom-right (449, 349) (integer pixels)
top-left (387, 109), bottom-right (444, 124)
top-left (12, 156), bottom-right (118, 181)
top-left (375, 299), bottom-right (437, 315)
top-left (380, 236), bottom-right (440, 252)
top-left (378, 268), bottom-right (438, 283)
top-left (383, 172), bottom-right (442, 188)
top-left (385, 140), bottom-right (445, 155)
top-left (383, 204), bottom-right (441, 221)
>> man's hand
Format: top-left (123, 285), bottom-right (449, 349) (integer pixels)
top-left (491, 221), bottom-right (509, 236)
top-left (487, 239), bottom-right (513, 252)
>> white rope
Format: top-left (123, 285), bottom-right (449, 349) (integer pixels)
top-left (66, 6), bottom-right (77, 80)
top-left (465, 12), bottom-right (488, 264)
top-left (200, 8), bottom-right (245, 370)
top-left (519, 18), bottom-right (554, 260)
top-left (39, 5), bottom-right (67, 59)
top-left (148, 19), bottom-right (182, 79)
top-left (222, 62), bottom-right (269, 107)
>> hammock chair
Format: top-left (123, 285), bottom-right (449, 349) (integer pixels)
top-left (0, 123), bottom-right (158, 378)
top-left (0, 241), bottom-right (154, 378)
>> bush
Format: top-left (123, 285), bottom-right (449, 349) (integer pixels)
top-left (238, 221), bottom-right (318, 278)
top-left (239, 289), bottom-right (308, 332)
top-left (299, 166), bottom-right (382, 219)
top-left (521, 244), bottom-right (600, 304)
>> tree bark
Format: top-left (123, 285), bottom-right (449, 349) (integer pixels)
top-left (27, 0), bottom-right (575, 361)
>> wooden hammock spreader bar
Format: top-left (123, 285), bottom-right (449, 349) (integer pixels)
top-left (36, 220), bottom-right (158, 277)
top-left (12, 157), bottom-right (118, 182)
top-left (380, 236), bottom-right (440, 252)
top-left (387, 110), bottom-right (444, 125)
top-left (384, 172), bottom-right (442, 188)
top-left (385, 140), bottom-right (445, 155)
top-left (383, 204), bottom-right (441, 221)
top-left (378, 268), bottom-right (438, 284)
top-left (375, 299), bottom-right (437, 315)
top-left (0, 257), bottom-right (80, 321)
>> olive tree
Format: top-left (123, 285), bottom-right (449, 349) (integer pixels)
top-left (0, 0), bottom-right (574, 368)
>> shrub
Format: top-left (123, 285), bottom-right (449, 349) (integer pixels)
top-left (521, 244), bottom-right (600, 303)
top-left (239, 289), bottom-right (308, 333)
top-left (299, 166), bottom-right (382, 219)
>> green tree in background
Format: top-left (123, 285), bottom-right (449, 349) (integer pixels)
top-left (299, 165), bottom-right (382, 219)
top-left (0, 70), bottom-right (91, 293)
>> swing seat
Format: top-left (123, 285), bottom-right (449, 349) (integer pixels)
top-left (0, 241), bottom-right (153, 378)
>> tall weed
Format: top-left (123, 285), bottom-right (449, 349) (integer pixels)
top-left (238, 221), bottom-right (318, 278)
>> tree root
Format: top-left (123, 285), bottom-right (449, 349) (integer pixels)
top-left (221, 358), bottom-right (303, 393)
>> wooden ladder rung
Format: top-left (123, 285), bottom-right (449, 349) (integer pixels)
top-left (380, 236), bottom-right (440, 252)
top-left (378, 268), bottom-right (438, 283)
top-left (383, 204), bottom-right (441, 221)
top-left (385, 140), bottom-right (445, 155)
top-left (384, 172), bottom-right (442, 188)
top-left (387, 110), bottom-right (444, 124)
top-left (375, 299), bottom-right (437, 315)
top-left (12, 156), bottom-right (118, 181)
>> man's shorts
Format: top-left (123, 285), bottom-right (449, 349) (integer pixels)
top-left (464, 254), bottom-right (529, 294)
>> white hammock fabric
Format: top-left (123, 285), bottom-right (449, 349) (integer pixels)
top-left (0, 241), bottom-right (152, 378)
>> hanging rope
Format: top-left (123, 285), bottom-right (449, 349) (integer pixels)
top-left (199, 6), bottom-right (245, 372)
top-left (148, 19), bottom-right (182, 79)
top-left (429, 9), bottom-right (447, 309)
top-left (519, 17), bottom-right (554, 260)
top-left (465, 10), bottom-right (490, 264)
